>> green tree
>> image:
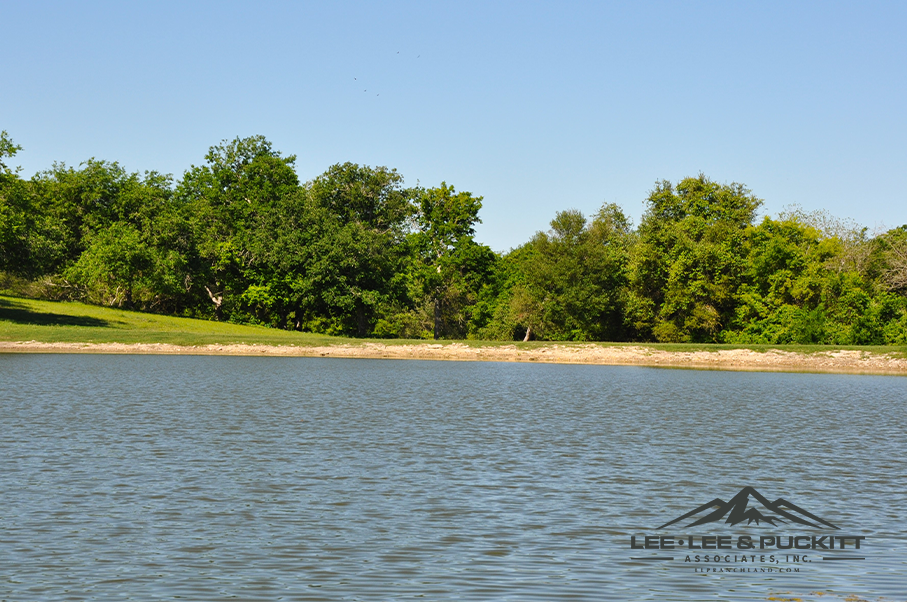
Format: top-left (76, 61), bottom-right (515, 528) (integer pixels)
top-left (631, 175), bottom-right (761, 342)
top-left (28, 159), bottom-right (174, 276)
top-left (722, 216), bottom-right (906, 345)
top-left (239, 188), bottom-right (319, 329)
top-left (725, 217), bottom-right (835, 343)
top-left (24, 158), bottom-right (200, 310)
top-left (0, 131), bottom-right (31, 274)
top-left (176, 135), bottom-right (299, 320)
top-left (503, 204), bottom-right (631, 341)
top-left (0, 131), bottom-right (22, 174)
top-left (411, 182), bottom-right (490, 338)
top-left (64, 223), bottom-right (150, 307)
top-left (302, 163), bottom-right (416, 336)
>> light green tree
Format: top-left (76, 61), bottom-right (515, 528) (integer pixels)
top-left (631, 175), bottom-right (761, 342)
top-left (508, 204), bottom-right (631, 341)
top-left (411, 182), bottom-right (489, 338)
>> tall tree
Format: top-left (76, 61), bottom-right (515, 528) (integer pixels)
top-left (631, 175), bottom-right (761, 342)
top-left (0, 131), bottom-right (30, 275)
top-left (176, 135), bottom-right (299, 320)
top-left (303, 163), bottom-right (416, 336)
top-left (412, 182), bottom-right (489, 338)
top-left (28, 159), bottom-right (173, 275)
top-left (507, 204), bottom-right (631, 341)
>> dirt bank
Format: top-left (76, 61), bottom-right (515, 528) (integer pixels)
top-left (2, 340), bottom-right (906, 375)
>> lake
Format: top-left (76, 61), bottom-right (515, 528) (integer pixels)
top-left (1, 354), bottom-right (905, 601)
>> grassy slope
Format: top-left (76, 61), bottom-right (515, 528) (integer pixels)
top-left (2, 295), bottom-right (906, 355)
top-left (0, 295), bottom-right (347, 347)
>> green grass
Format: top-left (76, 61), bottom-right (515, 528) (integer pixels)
top-left (2, 294), bottom-right (906, 356)
top-left (0, 295), bottom-right (347, 347)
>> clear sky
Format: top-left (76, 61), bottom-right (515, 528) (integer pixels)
top-left (4, 0), bottom-right (905, 251)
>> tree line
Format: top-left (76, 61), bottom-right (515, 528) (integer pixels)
top-left (2, 131), bottom-right (906, 344)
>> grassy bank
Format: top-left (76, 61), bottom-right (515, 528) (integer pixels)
top-left (3, 295), bottom-right (906, 357)
top-left (0, 295), bottom-right (347, 347)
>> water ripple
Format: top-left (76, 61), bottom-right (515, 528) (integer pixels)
top-left (1, 355), bottom-right (905, 600)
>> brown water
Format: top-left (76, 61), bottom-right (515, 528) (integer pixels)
top-left (1, 354), bottom-right (905, 601)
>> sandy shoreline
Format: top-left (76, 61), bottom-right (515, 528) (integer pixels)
top-left (2, 340), bottom-right (906, 375)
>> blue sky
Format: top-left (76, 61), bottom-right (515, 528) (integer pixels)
top-left (4, 0), bottom-right (905, 251)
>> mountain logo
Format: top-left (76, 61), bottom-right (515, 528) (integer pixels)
top-left (657, 486), bottom-right (840, 530)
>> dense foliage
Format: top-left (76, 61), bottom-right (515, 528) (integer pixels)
top-left (2, 131), bottom-right (906, 343)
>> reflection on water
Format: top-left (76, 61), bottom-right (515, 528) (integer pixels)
top-left (1, 355), bottom-right (905, 601)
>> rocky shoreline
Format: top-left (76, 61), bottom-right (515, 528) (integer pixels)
top-left (2, 340), bottom-right (906, 375)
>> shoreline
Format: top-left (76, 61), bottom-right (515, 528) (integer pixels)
top-left (2, 340), bottom-right (906, 375)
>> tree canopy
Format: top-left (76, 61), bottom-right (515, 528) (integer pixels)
top-left (2, 132), bottom-right (906, 344)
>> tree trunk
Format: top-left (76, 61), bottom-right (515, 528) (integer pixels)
top-left (205, 285), bottom-right (224, 321)
top-left (433, 297), bottom-right (441, 340)
top-left (356, 306), bottom-right (367, 337)
top-left (523, 325), bottom-right (533, 342)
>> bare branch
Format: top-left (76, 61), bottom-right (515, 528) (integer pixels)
top-left (883, 241), bottom-right (907, 291)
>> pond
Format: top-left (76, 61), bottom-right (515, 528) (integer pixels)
top-left (1, 354), bottom-right (904, 600)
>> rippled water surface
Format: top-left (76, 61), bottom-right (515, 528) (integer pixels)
top-left (1, 354), bottom-right (905, 601)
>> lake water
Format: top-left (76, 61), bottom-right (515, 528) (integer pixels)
top-left (1, 354), bottom-right (905, 601)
